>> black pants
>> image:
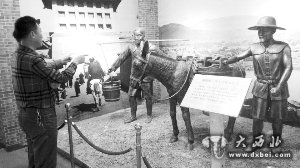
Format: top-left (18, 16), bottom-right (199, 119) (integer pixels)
top-left (19, 107), bottom-right (57, 168)
top-left (128, 81), bottom-right (153, 116)
top-left (69, 79), bottom-right (73, 88)
top-left (87, 78), bottom-right (92, 94)
top-left (252, 96), bottom-right (286, 139)
top-left (54, 89), bottom-right (59, 102)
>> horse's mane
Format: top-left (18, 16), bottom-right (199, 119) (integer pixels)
top-left (147, 49), bottom-right (179, 78)
top-left (150, 49), bottom-right (176, 62)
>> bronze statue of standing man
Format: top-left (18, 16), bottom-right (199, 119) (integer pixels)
top-left (224, 16), bottom-right (293, 151)
top-left (108, 28), bottom-right (154, 124)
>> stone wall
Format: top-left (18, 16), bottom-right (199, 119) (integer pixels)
top-left (137, 0), bottom-right (161, 101)
top-left (0, 0), bottom-right (26, 151)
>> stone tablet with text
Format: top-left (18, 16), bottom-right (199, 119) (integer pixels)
top-left (181, 74), bottom-right (252, 117)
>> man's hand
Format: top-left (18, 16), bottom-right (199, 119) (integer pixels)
top-left (62, 56), bottom-right (72, 65)
top-left (270, 85), bottom-right (281, 95)
top-left (222, 59), bottom-right (228, 65)
top-left (222, 57), bottom-right (233, 65)
top-left (72, 54), bottom-right (87, 65)
top-left (107, 68), bottom-right (114, 74)
top-left (50, 82), bottom-right (60, 89)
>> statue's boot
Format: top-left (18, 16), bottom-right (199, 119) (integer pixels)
top-left (245, 119), bottom-right (264, 152)
top-left (124, 97), bottom-right (137, 124)
top-left (145, 99), bottom-right (153, 123)
top-left (271, 119), bottom-right (283, 153)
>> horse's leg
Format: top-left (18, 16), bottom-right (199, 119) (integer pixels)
top-left (169, 98), bottom-right (179, 143)
top-left (91, 92), bottom-right (98, 109)
top-left (124, 96), bottom-right (137, 123)
top-left (142, 82), bottom-right (153, 123)
top-left (99, 84), bottom-right (102, 106)
top-left (180, 106), bottom-right (194, 150)
top-left (98, 94), bottom-right (101, 106)
top-left (224, 117), bottom-right (236, 141)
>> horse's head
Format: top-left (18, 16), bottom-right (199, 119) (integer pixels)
top-left (130, 41), bottom-right (150, 89)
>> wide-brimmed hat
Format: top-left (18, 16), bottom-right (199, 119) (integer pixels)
top-left (248, 16), bottom-right (285, 30)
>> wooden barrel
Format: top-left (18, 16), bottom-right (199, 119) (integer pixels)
top-left (102, 80), bottom-right (121, 102)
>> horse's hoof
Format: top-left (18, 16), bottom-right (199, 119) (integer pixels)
top-left (124, 117), bottom-right (137, 124)
top-left (187, 143), bottom-right (194, 150)
top-left (92, 107), bottom-right (99, 112)
top-left (145, 116), bottom-right (152, 123)
top-left (169, 136), bottom-right (178, 143)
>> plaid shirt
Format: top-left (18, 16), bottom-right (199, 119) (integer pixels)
top-left (11, 45), bottom-right (77, 108)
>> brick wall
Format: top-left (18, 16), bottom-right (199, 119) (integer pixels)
top-left (137, 0), bottom-right (161, 101)
top-left (0, 0), bottom-right (26, 151)
top-left (137, 0), bottom-right (159, 45)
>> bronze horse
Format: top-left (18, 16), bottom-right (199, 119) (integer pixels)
top-left (130, 41), bottom-right (245, 150)
top-left (130, 42), bottom-right (195, 149)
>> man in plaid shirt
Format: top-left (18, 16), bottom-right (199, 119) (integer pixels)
top-left (11, 16), bottom-right (85, 167)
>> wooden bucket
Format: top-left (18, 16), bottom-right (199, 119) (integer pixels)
top-left (102, 80), bottom-right (121, 102)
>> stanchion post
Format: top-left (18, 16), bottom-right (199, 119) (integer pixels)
top-left (210, 113), bottom-right (225, 168)
top-left (66, 103), bottom-right (75, 168)
top-left (134, 124), bottom-right (142, 168)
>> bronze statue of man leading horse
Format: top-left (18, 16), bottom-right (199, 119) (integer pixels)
top-left (129, 40), bottom-right (247, 150)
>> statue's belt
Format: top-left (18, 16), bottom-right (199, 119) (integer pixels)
top-left (257, 79), bottom-right (279, 85)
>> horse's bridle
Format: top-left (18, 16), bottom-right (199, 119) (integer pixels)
top-left (129, 52), bottom-right (151, 88)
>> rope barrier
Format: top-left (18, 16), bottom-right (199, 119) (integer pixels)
top-left (66, 103), bottom-right (75, 168)
top-left (72, 123), bottom-right (132, 155)
top-left (135, 124), bottom-right (142, 168)
top-left (134, 124), bottom-right (154, 168)
top-left (142, 156), bottom-right (153, 168)
top-left (63, 103), bottom-right (153, 168)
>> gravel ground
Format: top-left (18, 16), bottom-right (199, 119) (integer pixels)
top-left (55, 79), bottom-right (132, 125)
top-left (57, 102), bottom-right (300, 168)
top-left (55, 78), bottom-right (300, 168)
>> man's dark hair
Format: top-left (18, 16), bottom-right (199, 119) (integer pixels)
top-left (13, 16), bottom-right (40, 42)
